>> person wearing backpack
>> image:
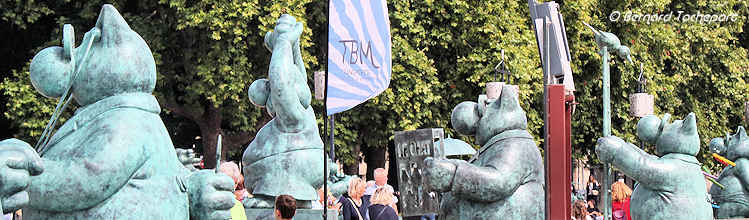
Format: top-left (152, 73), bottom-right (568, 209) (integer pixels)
top-left (611, 181), bottom-right (633, 220)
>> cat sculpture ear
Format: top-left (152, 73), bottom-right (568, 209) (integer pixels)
top-left (248, 79), bottom-right (275, 117)
top-left (680, 113), bottom-right (697, 136)
top-left (248, 79), bottom-right (270, 107)
top-left (736, 126), bottom-right (747, 142)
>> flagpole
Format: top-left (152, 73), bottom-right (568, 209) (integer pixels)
top-left (330, 114), bottom-right (335, 162)
top-left (323, 1), bottom-right (331, 219)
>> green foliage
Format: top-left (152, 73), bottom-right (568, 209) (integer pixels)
top-left (385, 0), bottom-right (546, 145)
top-left (0, 66), bottom-right (70, 140)
top-left (1, 0), bottom-right (747, 172)
top-left (0, 0), bottom-right (321, 165)
top-left (562, 0), bottom-right (748, 170)
top-left (0, 0), bottom-right (53, 29)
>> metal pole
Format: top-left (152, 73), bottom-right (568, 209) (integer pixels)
top-left (600, 46), bottom-right (612, 220)
top-left (323, 1), bottom-right (331, 218)
top-left (602, 46), bottom-right (611, 137)
top-left (543, 18), bottom-right (551, 86)
top-left (323, 126), bottom-right (328, 220)
top-left (542, 16), bottom-right (552, 220)
top-left (330, 114), bottom-right (335, 162)
top-left (215, 134), bottom-right (222, 173)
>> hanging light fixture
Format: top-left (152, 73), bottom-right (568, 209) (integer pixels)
top-left (629, 64), bottom-right (654, 117)
top-left (744, 101), bottom-right (749, 125)
top-left (487, 50), bottom-right (514, 100)
top-left (314, 71), bottom-right (325, 101)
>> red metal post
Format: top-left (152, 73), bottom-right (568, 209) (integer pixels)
top-left (565, 93), bottom-right (575, 210)
top-left (545, 85), bottom-right (572, 220)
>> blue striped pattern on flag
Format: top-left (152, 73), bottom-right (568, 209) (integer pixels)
top-left (327, 0), bottom-right (391, 115)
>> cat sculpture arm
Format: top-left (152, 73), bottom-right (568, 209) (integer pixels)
top-left (175, 146), bottom-right (235, 220)
top-left (185, 170), bottom-right (235, 220)
top-left (596, 136), bottom-right (674, 191)
top-left (425, 155), bottom-right (529, 203)
top-left (266, 16), bottom-right (309, 132)
top-left (0, 139), bottom-right (44, 214)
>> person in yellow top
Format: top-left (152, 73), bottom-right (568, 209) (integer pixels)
top-left (220, 162), bottom-right (247, 220)
top-left (231, 199), bottom-right (247, 220)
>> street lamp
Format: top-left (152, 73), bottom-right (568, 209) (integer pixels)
top-left (583, 21), bottom-right (632, 220)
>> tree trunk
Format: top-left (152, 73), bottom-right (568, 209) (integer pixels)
top-left (201, 127), bottom-right (220, 169)
top-left (160, 92), bottom-right (262, 169)
top-left (199, 105), bottom-right (222, 169)
top-left (221, 114), bottom-right (269, 163)
top-left (342, 144), bottom-right (361, 176)
top-left (386, 140), bottom-right (399, 191)
top-left (364, 144), bottom-right (386, 181)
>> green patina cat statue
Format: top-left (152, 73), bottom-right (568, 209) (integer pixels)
top-left (242, 14), bottom-right (326, 209)
top-left (423, 85), bottom-right (545, 219)
top-left (0, 5), bottom-right (234, 219)
top-left (596, 113), bottom-right (713, 220)
top-left (709, 126), bottom-right (749, 218)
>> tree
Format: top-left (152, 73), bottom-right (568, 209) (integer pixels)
top-left (2, 0), bottom-right (747, 173)
top-left (149, 0), bottom-right (322, 168)
top-left (0, 0), bottom-right (54, 140)
top-left (1, 0), bottom-right (319, 168)
top-left (560, 0), bottom-right (748, 170)
top-left (346, 0), bottom-right (748, 172)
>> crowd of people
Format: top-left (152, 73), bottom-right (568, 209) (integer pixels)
top-left (573, 175), bottom-right (632, 220)
top-left (2, 156), bottom-right (626, 220)
top-left (212, 158), bottom-right (420, 220)
top-left (216, 160), bottom-right (401, 220)
top-left (323, 168), bottom-right (400, 220)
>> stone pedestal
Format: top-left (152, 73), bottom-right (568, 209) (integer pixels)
top-left (245, 208), bottom-right (338, 220)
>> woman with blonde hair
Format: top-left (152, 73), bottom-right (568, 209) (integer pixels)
top-left (339, 177), bottom-right (369, 220)
top-left (611, 181), bottom-right (632, 220)
top-left (367, 187), bottom-right (398, 220)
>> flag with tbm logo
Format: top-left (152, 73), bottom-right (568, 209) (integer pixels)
top-left (327, 0), bottom-right (391, 115)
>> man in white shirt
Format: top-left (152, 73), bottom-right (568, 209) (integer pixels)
top-left (363, 168), bottom-right (398, 213)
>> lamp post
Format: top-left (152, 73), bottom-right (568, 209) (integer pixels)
top-left (583, 22), bottom-right (632, 220)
